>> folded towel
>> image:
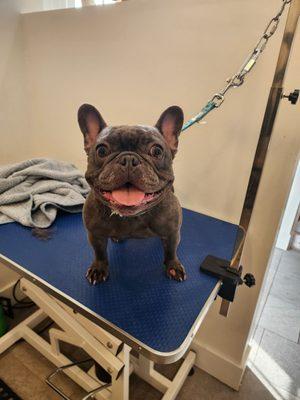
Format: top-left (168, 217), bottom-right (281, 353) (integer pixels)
top-left (0, 158), bottom-right (90, 228)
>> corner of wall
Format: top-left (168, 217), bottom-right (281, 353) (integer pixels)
top-left (191, 338), bottom-right (251, 390)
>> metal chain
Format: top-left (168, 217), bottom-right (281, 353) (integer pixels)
top-left (182, 0), bottom-right (292, 131)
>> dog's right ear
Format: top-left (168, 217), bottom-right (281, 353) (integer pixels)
top-left (77, 104), bottom-right (107, 154)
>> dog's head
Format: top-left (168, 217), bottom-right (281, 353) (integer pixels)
top-left (78, 104), bottom-right (184, 216)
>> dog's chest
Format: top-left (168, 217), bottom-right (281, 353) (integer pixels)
top-left (105, 215), bottom-right (154, 239)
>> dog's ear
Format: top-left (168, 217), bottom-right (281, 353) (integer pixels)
top-left (155, 106), bottom-right (184, 156)
top-left (78, 104), bottom-right (107, 154)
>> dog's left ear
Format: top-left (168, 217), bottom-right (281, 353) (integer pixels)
top-left (77, 104), bottom-right (107, 154)
top-left (155, 106), bottom-right (184, 156)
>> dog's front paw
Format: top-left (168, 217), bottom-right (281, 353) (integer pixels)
top-left (86, 261), bottom-right (109, 285)
top-left (165, 260), bottom-right (186, 282)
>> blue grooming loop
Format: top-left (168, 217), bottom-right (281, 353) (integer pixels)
top-left (0, 208), bottom-right (239, 363)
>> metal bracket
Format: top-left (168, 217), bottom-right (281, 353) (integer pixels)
top-left (46, 359), bottom-right (112, 400)
top-left (200, 255), bottom-right (255, 302)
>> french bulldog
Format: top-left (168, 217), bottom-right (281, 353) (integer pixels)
top-left (78, 104), bottom-right (186, 284)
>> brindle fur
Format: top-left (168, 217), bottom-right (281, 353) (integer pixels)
top-left (78, 104), bottom-right (186, 284)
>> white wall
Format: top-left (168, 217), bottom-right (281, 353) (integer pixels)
top-left (0, 0), bottom-right (300, 389)
top-left (276, 159), bottom-right (300, 250)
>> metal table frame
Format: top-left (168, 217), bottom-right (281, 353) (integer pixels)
top-left (0, 250), bottom-right (221, 400)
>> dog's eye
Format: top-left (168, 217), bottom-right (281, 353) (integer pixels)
top-left (97, 144), bottom-right (109, 158)
top-left (150, 145), bottom-right (163, 158)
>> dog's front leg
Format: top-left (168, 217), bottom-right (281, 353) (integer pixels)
top-left (86, 233), bottom-right (109, 284)
top-left (161, 234), bottom-right (186, 282)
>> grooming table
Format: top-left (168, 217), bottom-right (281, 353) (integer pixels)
top-left (0, 208), bottom-right (240, 400)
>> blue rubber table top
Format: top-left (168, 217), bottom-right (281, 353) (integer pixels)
top-left (0, 208), bottom-right (239, 357)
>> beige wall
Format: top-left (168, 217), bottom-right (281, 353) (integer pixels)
top-left (194, 21), bottom-right (300, 385)
top-left (20, 0), bottom-right (288, 223)
top-left (0, 1), bottom-right (31, 164)
top-left (0, 0), bottom-right (27, 296)
top-left (0, 0), bottom-right (299, 389)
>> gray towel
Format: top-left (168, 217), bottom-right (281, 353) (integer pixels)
top-left (0, 158), bottom-right (90, 228)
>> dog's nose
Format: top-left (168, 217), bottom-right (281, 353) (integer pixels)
top-left (118, 154), bottom-right (140, 168)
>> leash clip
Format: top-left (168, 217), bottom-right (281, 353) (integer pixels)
top-left (211, 94), bottom-right (225, 108)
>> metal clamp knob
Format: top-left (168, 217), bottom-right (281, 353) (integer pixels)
top-left (282, 89), bottom-right (299, 105)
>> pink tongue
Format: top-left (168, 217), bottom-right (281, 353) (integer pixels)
top-left (111, 186), bottom-right (145, 206)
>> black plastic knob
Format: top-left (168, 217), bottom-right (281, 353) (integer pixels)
top-left (283, 89), bottom-right (299, 105)
top-left (243, 273), bottom-right (256, 287)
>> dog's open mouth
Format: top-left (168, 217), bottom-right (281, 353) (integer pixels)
top-left (98, 183), bottom-right (164, 216)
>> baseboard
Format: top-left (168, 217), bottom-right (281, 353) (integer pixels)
top-left (191, 338), bottom-right (251, 390)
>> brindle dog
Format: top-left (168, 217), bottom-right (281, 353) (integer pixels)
top-left (78, 104), bottom-right (186, 284)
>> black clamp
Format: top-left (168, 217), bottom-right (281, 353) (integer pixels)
top-left (200, 255), bottom-right (255, 302)
top-left (282, 89), bottom-right (299, 105)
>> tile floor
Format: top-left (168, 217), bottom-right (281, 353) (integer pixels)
top-left (0, 248), bottom-right (299, 399)
top-left (248, 248), bottom-right (300, 400)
